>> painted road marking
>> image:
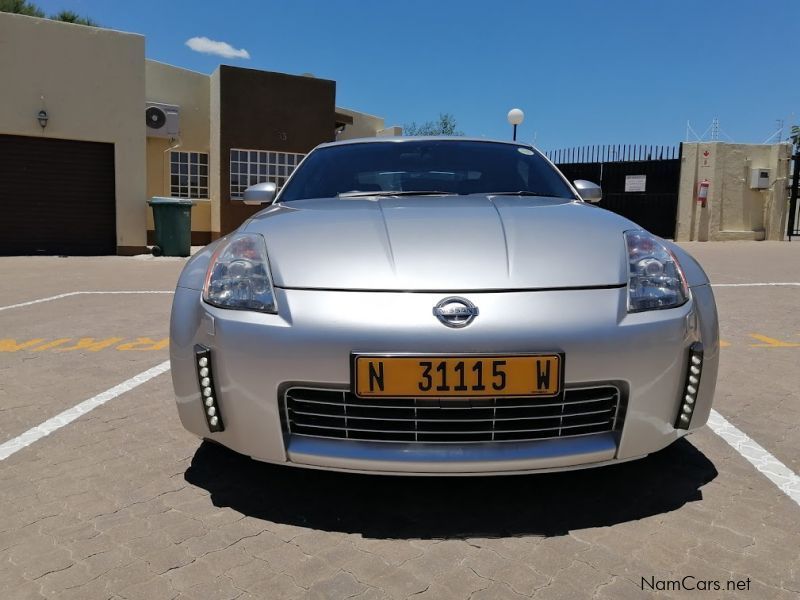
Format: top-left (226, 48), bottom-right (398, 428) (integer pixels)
top-left (708, 409), bottom-right (800, 508)
top-left (5, 335), bottom-right (800, 352)
top-left (0, 339), bottom-right (46, 351)
top-left (0, 360), bottom-right (171, 461)
top-left (31, 338), bottom-right (71, 351)
top-left (115, 337), bottom-right (169, 351)
top-left (749, 334), bottom-right (800, 348)
top-left (1, 284), bottom-right (798, 508)
top-left (712, 282), bottom-right (800, 287)
top-left (55, 337), bottom-right (125, 352)
top-left (0, 337), bottom-right (169, 352)
top-left (0, 290), bottom-right (173, 312)
top-left (0, 365), bottom-right (797, 511)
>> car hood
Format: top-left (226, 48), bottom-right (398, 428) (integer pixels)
top-left (244, 195), bottom-right (635, 291)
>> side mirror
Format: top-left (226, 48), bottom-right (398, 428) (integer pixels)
top-left (240, 182), bottom-right (277, 206)
top-left (573, 180), bottom-right (602, 203)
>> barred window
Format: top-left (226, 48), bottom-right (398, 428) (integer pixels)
top-left (229, 149), bottom-right (305, 199)
top-left (170, 151), bottom-right (209, 198)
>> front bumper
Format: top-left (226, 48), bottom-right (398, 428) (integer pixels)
top-left (170, 284), bottom-right (719, 475)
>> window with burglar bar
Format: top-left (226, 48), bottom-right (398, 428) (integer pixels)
top-left (170, 151), bottom-right (209, 198)
top-left (229, 149), bottom-right (305, 199)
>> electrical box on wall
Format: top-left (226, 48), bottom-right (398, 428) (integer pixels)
top-left (749, 168), bottom-right (770, 190)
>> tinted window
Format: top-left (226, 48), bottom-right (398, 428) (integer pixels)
top-left (278, 140), bottom-right (576, 201)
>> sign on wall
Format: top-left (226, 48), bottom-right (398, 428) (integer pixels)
top-left (625, 175), bottom-right (647, 192)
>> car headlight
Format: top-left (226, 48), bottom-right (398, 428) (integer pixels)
top-left (203, 233), bottom-right (277, 313)
top-left (624, 230), bottom-right (688, 312)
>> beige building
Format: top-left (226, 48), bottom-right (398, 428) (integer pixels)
top-left (675, 142), bottom-right (792, 241)
top-left (145, 64), bottom-right (398, 245)
top-left (336, 107), bottom-right (402, 140)
top-left (0, 12), bottom-right (146, 254)
top-left (0, 12), bottom-right (395, 255)
top-left (145, 61), bottom-right (212, 244)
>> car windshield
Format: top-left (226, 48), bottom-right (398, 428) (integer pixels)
top-left (277, 140), bottom-right (577, 202)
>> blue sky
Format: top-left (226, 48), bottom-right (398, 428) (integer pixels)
top-left (35, 0), bottom-right (800, 150)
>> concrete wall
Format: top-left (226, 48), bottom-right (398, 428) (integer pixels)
top-left (378, 126), bottom-right (403, 136)
top-left (676, 142), bottom-right (792, 241)
top-left (336, 107), bottom-right (385, 140)
top-left (145, 60), bottom-right (212, 243)
top-left (209, 70), bottom-right (222, 236)
top-left (0, 12), bottom-right (147, 253)
top-left (335, 107), bottom-right (403, 140)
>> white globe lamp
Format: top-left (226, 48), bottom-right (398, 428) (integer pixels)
top-left (507, 108), bottom-right (525, 141)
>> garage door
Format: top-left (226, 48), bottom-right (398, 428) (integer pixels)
top-left (0, 134), bottom-right (116, 255)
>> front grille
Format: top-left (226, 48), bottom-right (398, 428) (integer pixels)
top-left (283, 385), bottom-right (622, 444)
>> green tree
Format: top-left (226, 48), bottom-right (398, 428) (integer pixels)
top-left (51, 9), bottom-right (98, 26)
top-left (404, 113), bottom-right (463, 136)
top-left (0, 0), bottom-right (45, 17)
top-left (0, 0), bottom-right (98, 26)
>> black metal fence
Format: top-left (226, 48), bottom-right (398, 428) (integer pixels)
top-left (545, 145), bottom-right (679, 165)
top-left (788, 147), bottom-right (800, 240)
top-left (545, 144), bottom-right (682, 239)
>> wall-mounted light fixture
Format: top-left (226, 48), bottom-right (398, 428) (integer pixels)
top-left (37, 110), bottom-right (49, 129)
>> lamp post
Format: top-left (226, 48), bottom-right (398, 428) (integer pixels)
top-left (507, 108), bottom-right (524, 141)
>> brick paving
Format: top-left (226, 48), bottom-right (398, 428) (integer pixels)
top-left (0, 295), bottom-right (172, 442)
top-left (0, 246), bottom-right (798, 599)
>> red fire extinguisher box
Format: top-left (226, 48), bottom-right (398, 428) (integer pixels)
top-left (697, 180), bottom-right (709, 207)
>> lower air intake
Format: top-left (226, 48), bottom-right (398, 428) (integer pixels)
top-left (283, 385), bottom-right (621, 444)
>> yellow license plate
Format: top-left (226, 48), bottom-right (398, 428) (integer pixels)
top-left (353, 354), bottom-right (563, 398)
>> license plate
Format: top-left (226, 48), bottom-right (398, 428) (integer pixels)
top-left (352, 354), bottom-right (563, 398)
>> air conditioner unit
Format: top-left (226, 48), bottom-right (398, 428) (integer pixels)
top-left (145, 102), bottom-right (180, 139)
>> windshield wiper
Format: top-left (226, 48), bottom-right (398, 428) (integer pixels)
top-left (338, 190), bottom-right (455, 198)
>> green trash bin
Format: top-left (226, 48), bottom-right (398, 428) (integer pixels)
top-left (148, 197), bottom-right (194, 257)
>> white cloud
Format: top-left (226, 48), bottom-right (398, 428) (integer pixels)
top-left (185, 36), bottom-right (250, 60)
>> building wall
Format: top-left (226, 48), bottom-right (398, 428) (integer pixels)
top-left (378, 126), bottom-right (404, 136)
top-left (213, 66), bottom-right (336, 237)
top-left (676, 142), bottom-right (791, 241)
top-left (210, 70), bottom-right (222, 236)
top-left (336, 107), bottom-right (385, 140)
top-left (145, 60), bottom-right (212, 244)
top-left (335, 107), bottom-right (403, 140)
top-left (0, 12), bottom-right (146, 253)
top-left (1, 14), bottom-right (389, 251)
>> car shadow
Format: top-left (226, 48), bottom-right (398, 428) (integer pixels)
top-left (184, 438), bottom-right (717, 539)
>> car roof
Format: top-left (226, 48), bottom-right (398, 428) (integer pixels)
top-left (316, 136), bottom-right (537, 150)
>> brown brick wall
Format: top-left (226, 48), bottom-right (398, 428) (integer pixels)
top-left (217, 66), bottom-right (336, 234)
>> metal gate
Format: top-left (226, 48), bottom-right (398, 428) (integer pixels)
top-left (546, 145), bottom-right (681, 239)
top-left (788, 145), bottom-right (800, 240)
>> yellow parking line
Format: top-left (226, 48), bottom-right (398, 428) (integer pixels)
top-left (0, 337), bottom-right (169, 352)
top-left (749, 334), bottom-right (800, 348)
top-left (30, 338), bottom-right (72, 351)
top-left (115, 337), bottom-right (169, 351)
top-left (0, 339), bottom-right (45, 352)
top-left (56, 337), bottom-right (125, 352)
top-left (3, 334), bottom-right (799, 353)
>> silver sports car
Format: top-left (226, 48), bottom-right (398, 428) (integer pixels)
top-left (170, 137), bottom-right (719, 475)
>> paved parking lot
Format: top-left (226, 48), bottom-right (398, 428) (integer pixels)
top-left (1, 242), bottom-right (798, 599)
